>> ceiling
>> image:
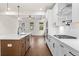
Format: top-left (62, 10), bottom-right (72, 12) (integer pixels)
top-left (0, 3), bottom-right (54, 15)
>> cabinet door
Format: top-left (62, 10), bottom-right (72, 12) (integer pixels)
top-left (53, 41), bottom-right (61, 56)
top-left (53, 42), bottom-right (57, 56)
top-left (1, 40), bottom-right (21, 56)
top-left (21, 37), bottom-right (26, 56)
top-left (48, 36), bottom-right (60, 56)
top-left (59, 42), bottom-right (73, 56)
top-left (59, 42), bottom-right (79, 56)
top-left (51, 38), bottom-right (57, 56)
top-left (25, 36), bottom-right (29, 52)
top-left (49, 41), bottom-right (53, 55)
top-left (0, 40), bottom-right (1, 56)
top-left (49, 38), bottom-right (55, 55)
top-left (59, 44), bottom-right (68, 56)
top-left (52, 38), bottom-right (64, 56)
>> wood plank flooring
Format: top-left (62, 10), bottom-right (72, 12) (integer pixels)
top-left (25, 36), bottom-right (52, 56)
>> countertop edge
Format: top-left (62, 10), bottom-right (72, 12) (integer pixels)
top-left (0, 32), bottom-right (31, 40)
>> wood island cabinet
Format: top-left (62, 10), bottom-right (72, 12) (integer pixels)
top-left (21, 37), bottom-right (26, 56)
top-left (25, 36), bottom-right (30, 52)
top-left (0, 41), bottom-right (1, 56)
top-left (1, 40), bottom-right (21, 56)
top-left (1, 35), bottom-right (30, 56)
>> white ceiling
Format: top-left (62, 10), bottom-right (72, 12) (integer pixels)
top-left (0, 3), bottom-right (53, 15)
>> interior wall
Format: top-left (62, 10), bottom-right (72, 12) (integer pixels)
top-left (46, 4), bottom-right (58, 35)
top-left (19, 15), bottom-right (46, 36)
top-left (68, 3), bottom-right (79, 38)
top-left (32, 18), bottom-right (46, 36)
top-left (0, 15), bottom-right (18, 35)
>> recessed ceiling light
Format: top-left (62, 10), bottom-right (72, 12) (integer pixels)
top-left (18, 17), bottom-right (21, 20)
top-left (8, 8), bottom-right (11, 10)
top-left (40, 8), bottom-right (43, 10)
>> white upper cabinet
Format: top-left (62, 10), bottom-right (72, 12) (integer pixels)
top-left (58, 3), bottom-right (72, 16)
top-left (72, 3), bottom-right (79, 22)
top-left (57, 3), bottom-right (72, 26)
top-left (46, 3), bottom-right (72, 27)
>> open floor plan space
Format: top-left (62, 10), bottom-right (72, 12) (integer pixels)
top-left (0, 3), bottom-right (79, 56)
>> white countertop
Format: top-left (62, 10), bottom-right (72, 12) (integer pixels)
top-left (49, 34), bottom-right (79, 52)
top-left (0, 32), bottom-right (31, 40)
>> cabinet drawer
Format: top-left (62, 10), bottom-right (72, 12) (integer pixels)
top-left (1, 40), bottom-right (20, 48)
top-left (59, 42), bottom-right (79, 56)
top-left (67, 47), bottom-right (79, 56)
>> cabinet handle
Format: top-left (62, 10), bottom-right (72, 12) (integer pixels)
top-left (64, 54), bottom-right (67, 56)
top-left (49, 39), bottom-right (50, 42)
top-left (48, 39), bottom-right (50, 42)
top-left (60, 44), bottom-right (64, 48)
top-left (53, 43), bottom-right (55, 48)
top-left (69, 52), bottom-right (76, 56)
top-left (7, 43), bottom-right (12, 47)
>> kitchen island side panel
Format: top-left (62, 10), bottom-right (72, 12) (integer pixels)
top-left (0, 40), bottom-right (1, 56)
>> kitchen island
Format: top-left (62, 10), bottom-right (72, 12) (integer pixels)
top-left (0, 33), bottom-right (31, 56)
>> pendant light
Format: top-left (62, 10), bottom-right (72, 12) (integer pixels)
top-left (17, 5), bottom-right (20, 20)
top-left (5, 3), bottom-right (11, 15)
top-left (5, 3), bottom-right (16, 15)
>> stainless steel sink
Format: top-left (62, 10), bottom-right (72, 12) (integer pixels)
top-left (54, 35), bottom-right (77, 39)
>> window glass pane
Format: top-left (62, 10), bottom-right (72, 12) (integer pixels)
top-left (39, 22), bottom-right (44, 30)
top-left (30, 22), bottom-right (34, 30)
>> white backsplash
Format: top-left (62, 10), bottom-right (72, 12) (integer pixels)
top-left (48, 24), bottom-right (79, 39)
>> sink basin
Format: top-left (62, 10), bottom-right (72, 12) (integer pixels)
top-left (54, 35), bottom-right (77, 39)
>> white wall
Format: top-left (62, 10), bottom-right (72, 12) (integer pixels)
top-left (0, 15), bottom-right (18, 35)
top-left (72, 3), bottom-right (79, 22)
top-left (68, 3), bottom-right (79, 38)
top-left (32, 18), bottom-right (46, 36)
top-left (20, 15), bottom-right (46, 36)
top-left (0, 15), bottom-right (45, 35)
top-left (46, 4), bottom-right (58, 35)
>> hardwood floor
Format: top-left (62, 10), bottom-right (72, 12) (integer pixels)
top-left (25, 36), bottom-right (52, 56)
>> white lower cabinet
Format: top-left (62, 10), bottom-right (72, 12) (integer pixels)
top-left (59, 42), bottom-right (79, 56)
top-left (59, 43), bottom-right (70, 56)
top-left (46, 37), bottom-right (53, 55)
top-left (47, 35), bottom-right (79, 56)
top-left (53, 42), bottom-right (60, 56)
top-left (53, 39), bottom-right (64, 56)
top-left (47, 36), bottom-right (62, 56)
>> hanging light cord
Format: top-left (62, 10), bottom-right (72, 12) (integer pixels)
top-left (7, 3), bottom-right (8, 12)
top-left (17, 6), bottom-right (20, 18)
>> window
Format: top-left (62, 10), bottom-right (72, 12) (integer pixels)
top-left (30, 22), bottom-right (34, 30)
top-left (39, 22), bottom-right (44, 30)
